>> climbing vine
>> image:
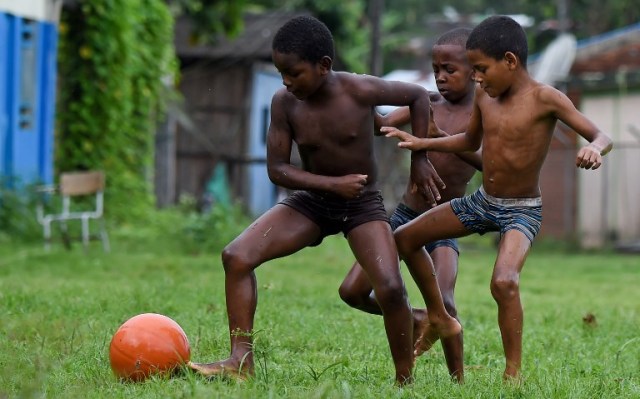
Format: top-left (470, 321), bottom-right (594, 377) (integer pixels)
top-left (56, 0), bottom-right (176, 220)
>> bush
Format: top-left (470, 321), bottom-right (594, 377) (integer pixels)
top-left (0, 183), bottom-right (45, 243)
top-left (112, 197), bottom-right (250, 255)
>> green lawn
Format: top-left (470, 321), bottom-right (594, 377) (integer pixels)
top-left (1, 233), bottom-right (639, 398)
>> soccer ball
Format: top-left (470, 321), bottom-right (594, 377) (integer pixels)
top-left (109, 313), bottom-right (191, 382)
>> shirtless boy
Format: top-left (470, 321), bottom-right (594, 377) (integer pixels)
top-left (338, 28), bottom-right (481, 382)
top-left (384, 15), bottom-right (613, 380)
top-left (189, 15), bottom-right (460, 384)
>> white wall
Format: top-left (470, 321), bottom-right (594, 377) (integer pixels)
top-left (578, 93), bottom-right (640, 247)
top-left (0, 0), bottom-right (61, 22)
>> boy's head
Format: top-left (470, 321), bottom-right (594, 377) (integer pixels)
top-left (272, 16), bottom-right (335, 100)
top-left (466, 15), bottom-right (528, 65)
top-left (435, 27), bottom-right (472, 48)
top-left (432, 28), bottom-right (474, 103)
top-left (272, 15), bottom-right (335, 64)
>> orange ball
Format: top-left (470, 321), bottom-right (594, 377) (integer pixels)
top-left (109, 313), bottom-right (191, 382)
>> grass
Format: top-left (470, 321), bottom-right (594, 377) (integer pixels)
top-left (0, 232), bottom-right (639, 398)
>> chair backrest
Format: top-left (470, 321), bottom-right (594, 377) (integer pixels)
top-left (60, 171), bottom-right (105, 196)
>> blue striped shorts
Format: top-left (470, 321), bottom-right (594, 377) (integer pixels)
top-left (449, 186), bottom-right (542, 243)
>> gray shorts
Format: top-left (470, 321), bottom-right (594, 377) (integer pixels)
top-left (390, 203), bottom-right (459, 254)
top-left (449, 186), bottom-right (542, 243)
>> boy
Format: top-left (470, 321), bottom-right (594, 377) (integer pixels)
top-left (383, 15), bottom-right (613, 380)
top-left (338, 27), bottom-right (481, 382)
top-left (188, 15), bottom-right (460, 384)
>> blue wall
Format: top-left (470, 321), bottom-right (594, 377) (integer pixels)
top-left (0, 12), bottom-right (57, 187)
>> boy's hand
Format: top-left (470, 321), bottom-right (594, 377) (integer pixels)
top-left (381, 127), bottom-right (428, 150)
top-left (576, 144), bottom-right (603, 170)
top-left (332, 174), bottom-right (369, 199)
top-left (411, 157), bottom-right (445, 207)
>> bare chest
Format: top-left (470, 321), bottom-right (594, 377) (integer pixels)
top-left (479, 97), bottom-right (554, 146)
top-left (287, 97), bottom-right (373, 150)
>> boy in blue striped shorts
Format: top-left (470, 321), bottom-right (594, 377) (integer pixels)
top-left (384, 15), bottom-right (612, 381)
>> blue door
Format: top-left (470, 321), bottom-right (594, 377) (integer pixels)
top-left (247, 68), bottom-right (283, 216)
top-left (0, 12), bottom-right (57, 187)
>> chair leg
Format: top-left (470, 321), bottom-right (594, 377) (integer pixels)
top-left (82, 217), bottom-right (90, 252)
top-left (60, 221), bottom-right (72, 250)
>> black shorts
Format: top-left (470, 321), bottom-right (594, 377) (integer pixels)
top-left (279, 190), bottom-right (389, 246)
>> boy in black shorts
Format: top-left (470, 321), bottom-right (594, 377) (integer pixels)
top-left (188, 15), bottom-right (460, 384)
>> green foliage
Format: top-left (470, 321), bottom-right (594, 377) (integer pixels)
top-left (0, 183), bottom-right (42, 243)
top-left (367, 0), bottom-right (640, 71)
top-left (113, 198), bottom-right (251, 256)
top-left (249, 0), bottom-right (370, 73)
top-left (56, 0), bottom-right (176, 221)
top-left (170, 0), bottom-right (247, 43)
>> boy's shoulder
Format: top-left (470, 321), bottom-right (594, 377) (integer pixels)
top-left (334, 71), bottom-right (382, 88)
top-left (272, 86), bottom-right (295, 106)
top-left (428, 90), bottom-right (442, 103)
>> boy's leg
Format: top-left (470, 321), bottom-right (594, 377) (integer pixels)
top-left (491, 229), bottom-right (531, 380)
top-left (339, 262), bottom-right (381, 315)
top-left (346, 220), bottom-right (413, 384)
top-left (189, 204), bottom-right (321, 379)
top-left (338, 261), bottom-right (433, 361)
top-left (395, 204), bottom-right (468, 339)
top-left (431, 246), bottom-right (464, 382)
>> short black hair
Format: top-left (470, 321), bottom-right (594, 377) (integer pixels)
top-left (272, 15), bottom-right (335, 63)
top-left (435, 27), bottom-right (472, 48)
top-left (466, 15), bottom-right (528, 65)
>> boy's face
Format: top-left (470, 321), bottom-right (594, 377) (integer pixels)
top-left (432, 44), bottom-right (474, 102)
top-left (466, 49), bottom-right (513, 98)
top-left (272, 50), bottom-right (329, 100)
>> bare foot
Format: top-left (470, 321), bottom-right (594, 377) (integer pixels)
top-left (430, 313), bottom-right (462, 340)
top-left (502, 371), bottom-right (522, 386)
top-left (412, 308), bottom-right (439, 358)
top-left (188, 358), bottom-right (253, 382)
top-left (503, 366), bottom-right (521, 384)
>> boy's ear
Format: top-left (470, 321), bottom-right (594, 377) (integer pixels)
top-left (504, 51), bottom-right (519, 70)
top-left (318, 56), bottom-right (332, 74)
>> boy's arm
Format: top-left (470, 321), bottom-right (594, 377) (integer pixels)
top-left (429, 127), bottom-right (483, 171)
top-left (382, 93), bottom-right (483, 154)
top-left (544, 86), bottom-right (613, 169)
top-left (359, 78), bottom-right (445, 205)
top-left (266, 91), bottom-right (368, 198)
top-left (379, 104), bottom-right (482, 171)
top-left (374, 107), bottom-right (410, 133)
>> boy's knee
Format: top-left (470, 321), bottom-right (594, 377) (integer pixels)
top-left (374, 278), bottom-right (407, 307)
top-left (338, 283), bottom-right (361, 308)
top-left (221, 244), bottom-right (254, 273)
top-left (490, 273), bottom-right (520, 301)
top-left (394, 228), bottom-right (415, 257)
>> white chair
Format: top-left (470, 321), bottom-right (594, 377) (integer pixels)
top-left (36, 171), bottom-right (110, 252)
